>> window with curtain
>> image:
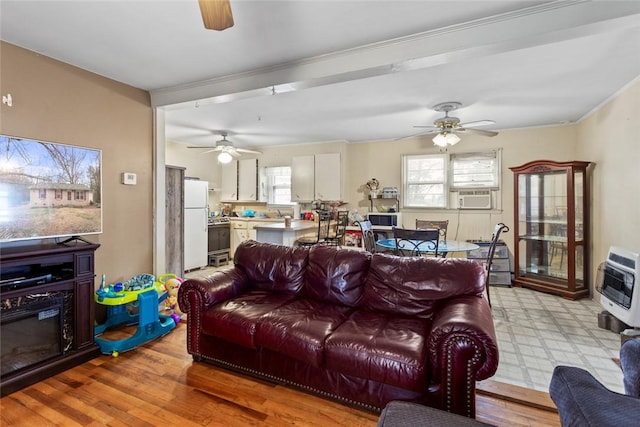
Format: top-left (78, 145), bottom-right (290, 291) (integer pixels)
top-left (263, 166), bottom-right (294, 205)
top-left (450, 151), bottom-right (500, 189)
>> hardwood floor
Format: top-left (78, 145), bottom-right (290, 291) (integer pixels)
top-left (1, 323), bottom-right (560, 426)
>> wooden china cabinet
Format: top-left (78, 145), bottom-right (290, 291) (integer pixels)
top-left (510, 160), bottom-right (591, 300)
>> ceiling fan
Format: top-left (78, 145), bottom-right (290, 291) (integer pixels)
top-left (413, 102), bottom-right (498, 147)
top-left (198, 0), bottom-right (234, 31)
top-left (188, 133), bottom-right (261, 163)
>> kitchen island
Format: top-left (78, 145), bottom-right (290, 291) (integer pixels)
top-left (255, 220), bottom-right (317, 246)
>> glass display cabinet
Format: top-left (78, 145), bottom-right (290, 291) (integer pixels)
top-left (510, 160), bottom-right (591, 300)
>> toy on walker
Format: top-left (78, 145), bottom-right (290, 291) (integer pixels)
top-left (94, 273), bottom-right (177, 357)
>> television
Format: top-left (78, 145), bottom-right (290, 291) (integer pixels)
top-left (0, 135), bottom-right (102, 243)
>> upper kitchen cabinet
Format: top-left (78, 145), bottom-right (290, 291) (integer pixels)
top-left (238, 158), bottom-right (258, 201)
top-left (291, 155), bottom-right (315, 202)
top-left (220, 159), bottom-right (259, 202)
top-left (220, 161), bottom-right (237, 201)
top-left (291, 153), bottom-right (341, 202)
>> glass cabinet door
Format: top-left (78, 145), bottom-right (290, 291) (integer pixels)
top-left (510, 160), bottom-right (591, 300)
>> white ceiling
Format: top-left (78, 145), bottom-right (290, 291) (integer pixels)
top-left (2, 1), bottom-right (639, 149)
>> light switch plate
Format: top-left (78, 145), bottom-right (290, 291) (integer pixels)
top-left (122, 172), bottom-right (137, 185)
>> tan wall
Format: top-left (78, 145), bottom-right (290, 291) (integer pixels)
top-left (576, 77), bottom-right (640, 283)
top-left (0, 42), bottom-right (153, 284)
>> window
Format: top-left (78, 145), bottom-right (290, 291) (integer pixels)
top-left (39, 189), bottom-right (46, 199)
top-left (55, 189), bottom-right (62, 200)
top-left (403, 154), bottom-right (447, 208)
top-left (263, 166), bottom-right (293, 205)
top-left (403, 150), bottom-right (501, 209)
top-left (450, 151), bottom-right (499, 189)
top-left (74, 191), bottom-right (84, 201)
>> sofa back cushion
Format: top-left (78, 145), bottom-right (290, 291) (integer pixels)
top-left (234, 240), bottom-right (309, 294)
top-left (363, 253), bottom-right (485, 319)
top-left (304, 245), bottom-right (371, 307)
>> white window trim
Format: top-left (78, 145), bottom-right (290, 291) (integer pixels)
top-left (402, 149), bottom-right (501, 210)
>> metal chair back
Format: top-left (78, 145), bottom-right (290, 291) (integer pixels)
top-left (485, 222), bottom-right (510, 307)
top-left (358, 220), bottom-right (377, 253)
top-left (392, 227), bottom-right (440, 257)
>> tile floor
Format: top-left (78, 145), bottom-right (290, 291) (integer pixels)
top-left (185, 264), bottom-right (626, 394)
top-left (488, 284), bottom-right (625, 393)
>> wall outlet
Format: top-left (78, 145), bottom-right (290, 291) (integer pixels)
top-left (121, 172), bottom-right (137, 185)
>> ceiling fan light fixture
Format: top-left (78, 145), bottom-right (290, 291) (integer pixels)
top-left (433, 132), bottom-right (461, 147)
top-left (218, 151), bottom-right (233, 164)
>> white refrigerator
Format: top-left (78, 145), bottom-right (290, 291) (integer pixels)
top-left (184, 179), bottom-right (209, 271)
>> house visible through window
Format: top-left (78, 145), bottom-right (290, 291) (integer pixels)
top-left (403, 150), bottom-right (500, 209)
top-left (263, 166), bottom-right (293, 205)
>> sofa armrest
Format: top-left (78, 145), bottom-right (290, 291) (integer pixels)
top-left (427, 295), bottom-right (499, 417)
top-left (178, 268), bottom-right (250, 356)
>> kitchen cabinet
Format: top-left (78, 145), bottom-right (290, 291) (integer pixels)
top-left (291, 155), bottom-right (315, 202)
top-left (220, 161), bottom-right (237, 201)
top-left (238, 158), bottom-right (258, 201)
top-left (314, 153), bottom-right (341, 201)
top-left (230, 219), bottom-right (264, 258)
top-left (510, 160), bottom-right (591, 300)
top-left (221, 159), bottom-right (259, 201)
top-left (291, 153), bottom-right (341, 202)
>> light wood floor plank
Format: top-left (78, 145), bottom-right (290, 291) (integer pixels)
top-left (1, 322), bottom-right (560, 426)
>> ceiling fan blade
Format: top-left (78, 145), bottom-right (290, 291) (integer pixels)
top-left (458, 128), bottom-right (499, 137)
top-left (458, 120), bottom-right (495, 128)
top-left (395, 130), bottom-right (439, 141)
top-left (198, 0), bottom-right (234, 31)
top-left (236, 148), bottom-right (262, 155)
top-left (229, 150), bottom-right (241, 158)
top-left (413, 125), bottom-right (439, 130)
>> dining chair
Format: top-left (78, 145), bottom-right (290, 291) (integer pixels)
top-left (416, 219), bottom-right (449, 257)
top-left (484, 222), bottom-right (510, 307)
top-left (326, 210), bottom-right (349, 247)
top-left (296, 210), bottom-right (332, 247)
top-left (358, 220), bottom-right (377, 253)
top-left (392, 227), bottom-right (440, 257)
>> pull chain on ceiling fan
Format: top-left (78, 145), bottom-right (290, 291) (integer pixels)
top-left (412, 102), bottom-right (499, 147)
top-left (198, 0), bottom-right (234, 31)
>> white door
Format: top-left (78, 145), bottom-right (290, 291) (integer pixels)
top-left (184, 207), bottom-right (208, 270)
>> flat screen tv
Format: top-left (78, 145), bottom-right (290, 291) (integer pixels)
top-left (0, 135), bottom-right (102, 243)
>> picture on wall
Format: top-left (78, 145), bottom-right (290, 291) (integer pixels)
top-left (0, 135), bottom-right (102, 242)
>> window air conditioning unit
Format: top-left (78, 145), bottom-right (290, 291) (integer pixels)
top-left (458, 190), bottom-right (492, 210)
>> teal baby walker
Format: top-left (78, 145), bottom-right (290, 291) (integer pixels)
top-left (94, 273), bottom-right (177, 357)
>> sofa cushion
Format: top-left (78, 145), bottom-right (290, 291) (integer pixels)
top-left (256, 299), bottom-right (353, 367)
top-left (325, 310), bottom-right (430, 391)
top-left (202, 290), bottom-right (297, 349)
top-left (305, 245), bottom-right (371, 307)
top-left (363, 254), bottom-right (485, 319)
top-left (234, 240), bottom-right (309, 294)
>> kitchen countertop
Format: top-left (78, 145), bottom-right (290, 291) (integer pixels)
top-left (254, 220), bottom-right (317, 231)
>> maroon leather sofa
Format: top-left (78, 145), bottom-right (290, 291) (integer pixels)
top-left (178, 240), bottom-right (499, 417)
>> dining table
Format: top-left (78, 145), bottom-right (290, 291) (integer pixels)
top-left (375, 239), bottom-right (480, 256)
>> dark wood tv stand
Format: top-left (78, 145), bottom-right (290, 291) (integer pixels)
top-left (0, 241), bottom-right (101, 396)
